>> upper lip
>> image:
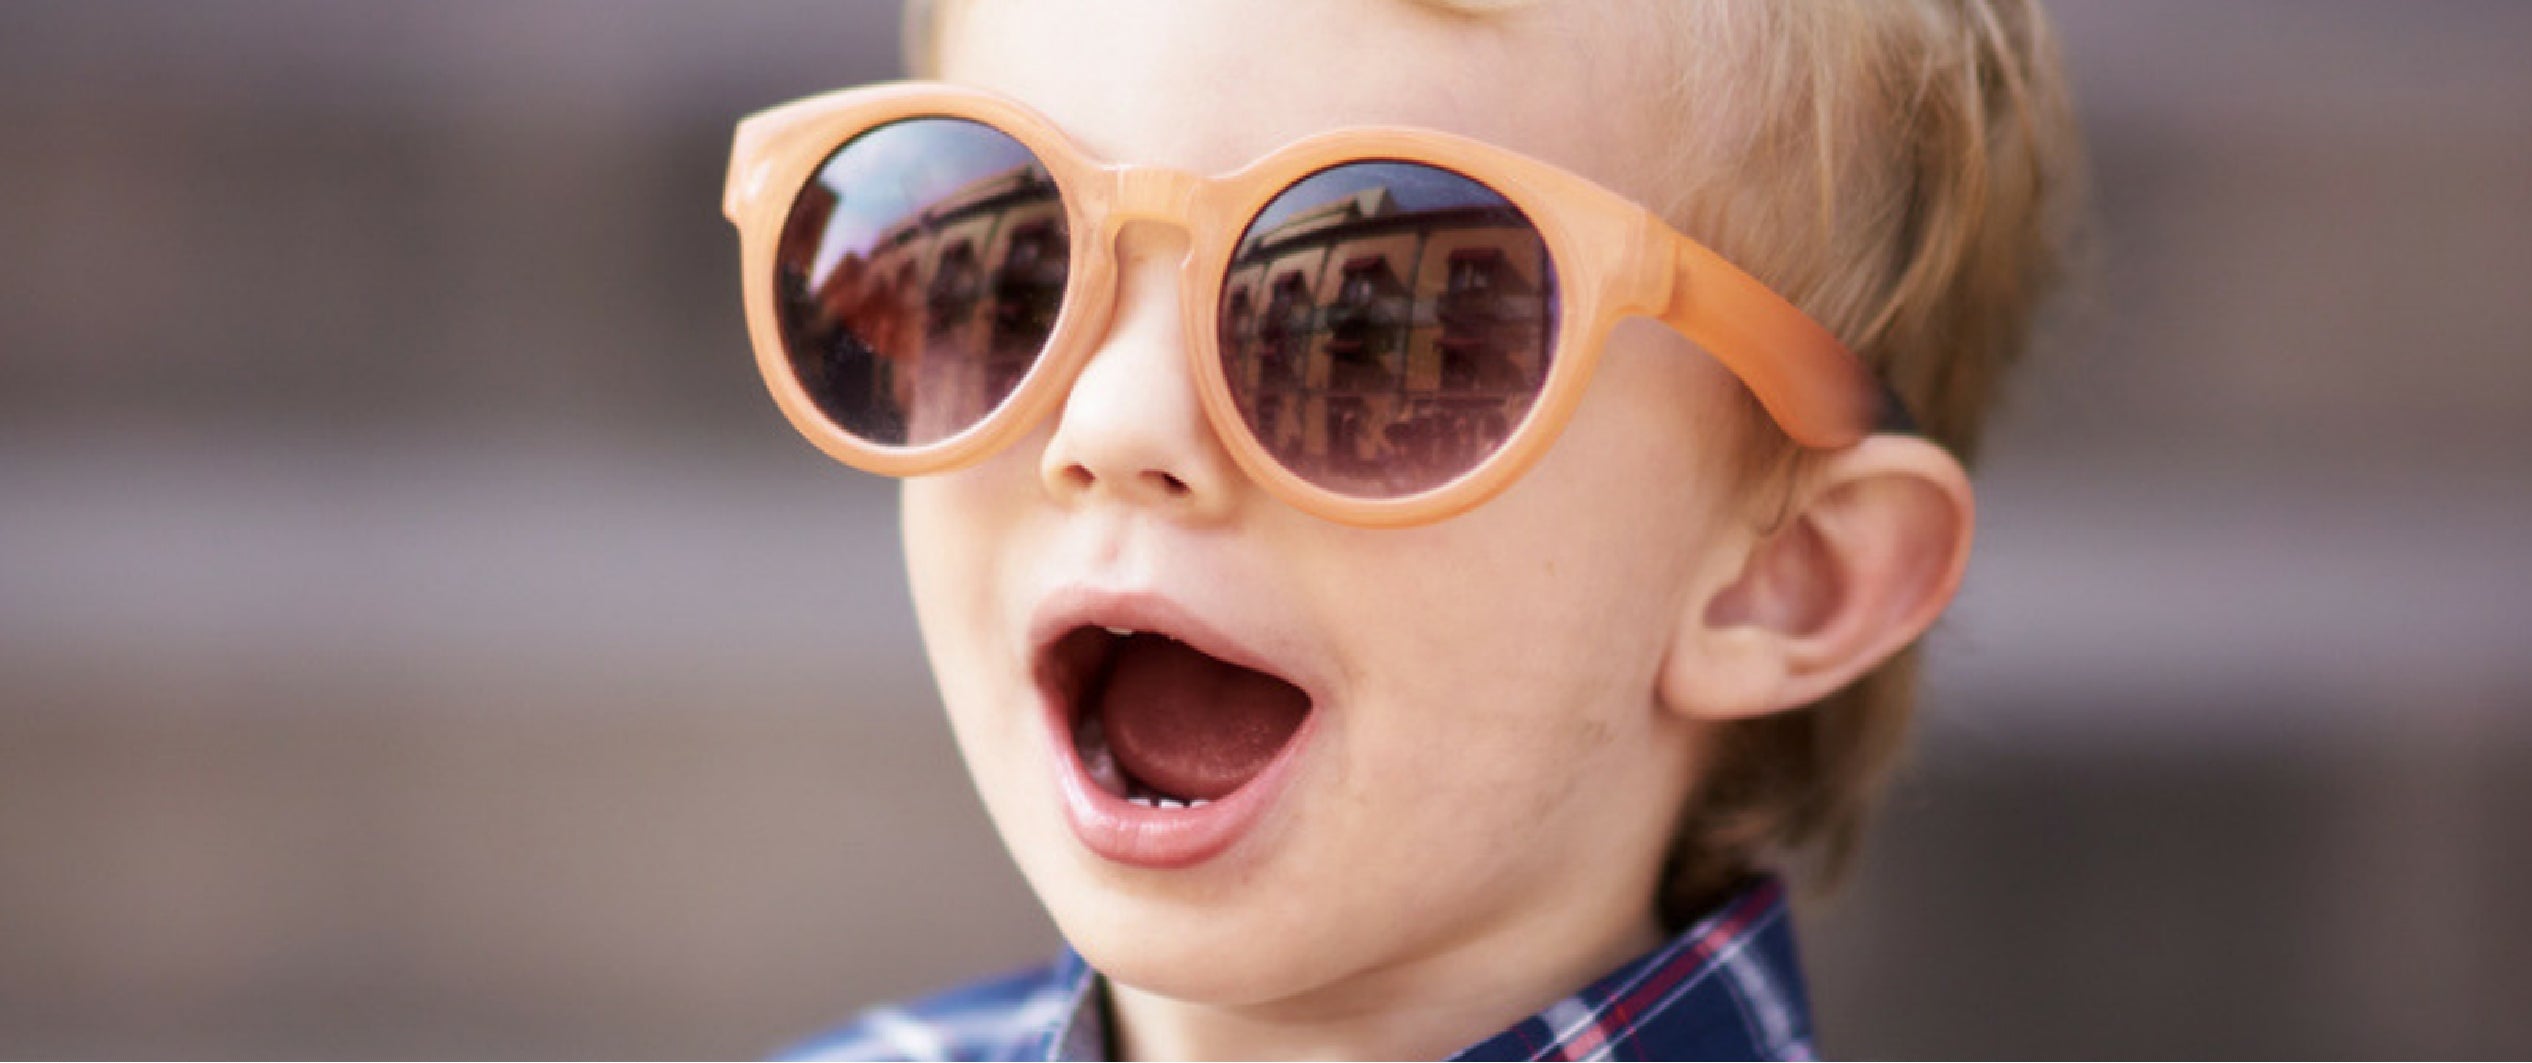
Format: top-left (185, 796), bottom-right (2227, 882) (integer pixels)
top-left (1026, 584), bottom-right (1320, 712)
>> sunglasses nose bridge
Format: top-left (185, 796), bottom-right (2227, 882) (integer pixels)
top-left (1096, 164), bottom-right (1203, 236)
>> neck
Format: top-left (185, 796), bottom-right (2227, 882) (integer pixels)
top-left (1104, 904), bottom-right (1664, 1061)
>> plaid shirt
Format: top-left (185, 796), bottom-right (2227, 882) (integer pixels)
top-left (785, 876), bottom-right (1813, 1061)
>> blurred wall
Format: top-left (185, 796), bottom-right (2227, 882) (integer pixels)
top-left (3, 0), bottom-right (2528, 1057)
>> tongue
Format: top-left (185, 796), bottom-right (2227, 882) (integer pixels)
top-left (1096, 634), bottom-right (1310, 801)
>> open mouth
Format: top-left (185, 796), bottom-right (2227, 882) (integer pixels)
top-left (1041, 625), bottom-right (1314, 812)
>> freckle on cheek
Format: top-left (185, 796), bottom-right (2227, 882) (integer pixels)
top-left (1580, 717), bottom-right (1614, 747)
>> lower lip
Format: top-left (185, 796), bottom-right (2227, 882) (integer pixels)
top-left (1040, 692), bottom-right (1316, 870)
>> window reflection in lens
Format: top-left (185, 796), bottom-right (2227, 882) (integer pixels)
top-left (775, 118), bottom-right (1068, 447)
top-left (1219, 162), bottom-right (1556, 498)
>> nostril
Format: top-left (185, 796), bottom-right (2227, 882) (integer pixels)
top-left (1056, 463), bottom-right (1185, 499)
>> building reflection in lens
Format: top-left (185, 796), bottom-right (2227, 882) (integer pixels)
top-left (1221, 162), bottom-right (1555, 496)
top-left (775, 118), bottom-right (1067, 447)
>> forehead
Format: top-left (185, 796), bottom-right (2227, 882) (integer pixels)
top-left (934, 0), bottom-right (1676, 205)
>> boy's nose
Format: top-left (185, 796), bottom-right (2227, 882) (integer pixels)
top-left (1037, 226), bottom-right (1240, 524)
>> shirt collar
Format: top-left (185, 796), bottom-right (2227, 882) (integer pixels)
top-left (1036, 948), bottom-right (1106, 1062)
top-left (1038, 875), bottom-right (1812, 1061)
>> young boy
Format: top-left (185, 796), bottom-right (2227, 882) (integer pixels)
top-left (728, 0), bottom-right (2078, 1057)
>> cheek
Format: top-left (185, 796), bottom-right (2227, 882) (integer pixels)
top-left (1305, 508), bottom-right (1684, 802)
top-left (1278, 518), bottom-right (1693, 931)
top-left (1293, 322), bottom-right (1748, 827)
top-left (900, 459), bottom-right (1045, 774)
top-left (901, 477), bottom-right (1002, 669)
top-left (901, 439), bottom-right (1048, 637)
top-left (1329, 334), bottom-right (1738, 670)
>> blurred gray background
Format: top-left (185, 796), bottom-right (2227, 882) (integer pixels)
top-left (3, 0), bottom-right (2528, 1057)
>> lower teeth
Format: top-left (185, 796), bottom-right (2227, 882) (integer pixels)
top-left (1080, 707), bottom-right (1216, 811)
top-left (1085, 713), bottom-right (1211, 810)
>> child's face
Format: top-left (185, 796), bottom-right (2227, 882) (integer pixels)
top-left (909, 0), bottom-right (1754, 1008)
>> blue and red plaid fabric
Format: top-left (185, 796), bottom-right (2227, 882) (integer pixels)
top-left (786, 875), bottom-right (1813, 1061)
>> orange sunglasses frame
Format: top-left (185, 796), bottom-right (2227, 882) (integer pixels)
top-left (725, 81), bottom-right (1896, 528)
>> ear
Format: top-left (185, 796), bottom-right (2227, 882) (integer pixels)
top-left (1657, 435), bottom-right (1975, 721)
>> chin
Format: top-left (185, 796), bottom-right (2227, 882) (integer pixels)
top-left (1035, 869), bottom-right (1356, 1007)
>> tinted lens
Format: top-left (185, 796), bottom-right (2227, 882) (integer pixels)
top-left (775, 118), bottom-right (1069, 447)
top-left (1218, 161), bottom-right (1558, 498)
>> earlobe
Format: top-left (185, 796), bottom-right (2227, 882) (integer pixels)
top-left (1657, 435), bottom-right (1975, 721)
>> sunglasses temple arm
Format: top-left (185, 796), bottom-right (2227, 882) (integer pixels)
top-left (1655, 237), bottom-right (1927, 445)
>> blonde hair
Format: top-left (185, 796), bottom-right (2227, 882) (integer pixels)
top-left (903, 0), bottom-right (2084, 919)
top-left (1614, 0), bottom-right (2083, 920)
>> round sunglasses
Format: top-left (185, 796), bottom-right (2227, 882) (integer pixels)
top-left (723, 81), bottom-right (1910, 527)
